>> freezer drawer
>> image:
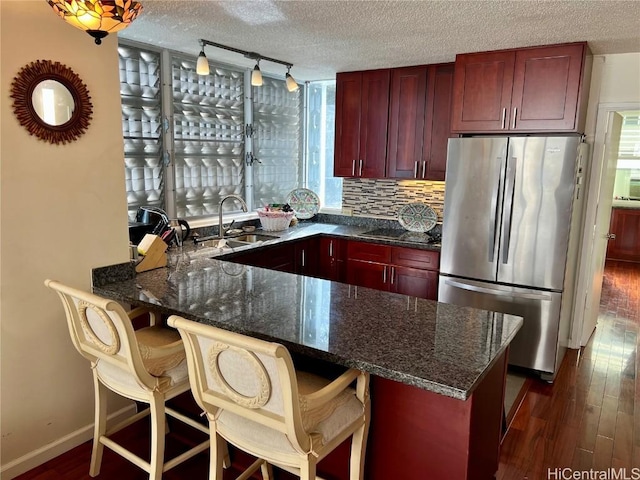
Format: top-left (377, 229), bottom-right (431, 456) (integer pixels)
top-left (438, 275), bottom-right (563, 377)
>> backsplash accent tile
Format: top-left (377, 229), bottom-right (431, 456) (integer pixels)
top-left (342, 179), bottom-right (445, 221)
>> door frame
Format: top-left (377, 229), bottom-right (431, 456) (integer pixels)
top-left (570, 102), bottom-right (639, 349)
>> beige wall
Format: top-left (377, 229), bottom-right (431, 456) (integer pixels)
top-left (598, 52), bottom-right (640, 104)
top-left (1, 2), bottom-right (131, 476)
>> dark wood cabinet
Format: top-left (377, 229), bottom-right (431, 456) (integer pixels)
top-left (386, 66), bottom-right (428, 178)
top-left (451, 42), bottom-right (590, 133)
top-left (606, 208), bottom-right (640, 263)
top-left (346, 241), bottom-right (440, 300)
top-left (294, 238), bottom-right (319, 276)
top-left (382, 63), bottom-right (454, 181)
top-left (334, 70), bottom-right (390, 178)
top-left (317, 237), bottom-right (346, 282)
top-left (423, 64), bottom-right (454, 181)
top-left (224, 243), bottom-right (295, 272)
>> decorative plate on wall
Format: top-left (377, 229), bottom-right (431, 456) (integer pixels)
top-left (398, 202), bottom-right (438, 232)
top-left (286, 188), bottom-right (320, 219)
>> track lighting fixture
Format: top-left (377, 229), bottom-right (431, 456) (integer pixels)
top-left (196, 39), bottom-right (298, 92)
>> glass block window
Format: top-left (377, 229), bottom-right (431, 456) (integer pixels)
top-left (119, 45), bottom-right (163, 221)
top-left (306, 81), bottom-right (342, 209)
top-left (252, 77), bottom-right (303, 207)
top-left (172, 57), bottom-right (245, 218)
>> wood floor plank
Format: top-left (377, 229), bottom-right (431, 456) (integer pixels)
top-left (593, 435), bottom-right (614, 471)
top-left (613, 411), bottom-right (634, 467)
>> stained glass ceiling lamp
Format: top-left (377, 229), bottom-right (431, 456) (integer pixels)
top-left (47, 0), bottom-right (143, 45)
top-left (197, 38), bottom-right (297, 91)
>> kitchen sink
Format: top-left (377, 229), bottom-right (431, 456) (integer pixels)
top-left (223, 233), bottom-right (278, 248)
top-left (228, 233), bottom-right (278, 243)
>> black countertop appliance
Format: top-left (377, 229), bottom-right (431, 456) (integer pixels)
top-left (128, 207), bottom-right (169, 245)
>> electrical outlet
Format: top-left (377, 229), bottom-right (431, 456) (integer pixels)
top-left (342, 207), bottom-right (353, 216)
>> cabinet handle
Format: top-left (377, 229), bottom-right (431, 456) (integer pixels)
top-left (606, 233), bottom-right (616, 240)
top-left (359, 159), bottom-right (363, 177)
top-left (501, 108), bottom-right (506, 129)
top-left (421, 161), bottom-right (427, 179)
top-left (383, 265), bottom-right (387, 283)
top-left (329, 240), bottom-right (333, 257)
top-left (391, 267), bottom-right (395, 285)
top-left (301, 249), bottom-right (305, 268)
top-left (512, 107), bottom-right (517, 129)
top-left (414, 161), bottom-right (419, 178)
top-left (351, 159), bottom-right (356, 177)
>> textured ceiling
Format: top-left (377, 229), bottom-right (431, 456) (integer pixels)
top-left (119, 0), bottom-right (640, 81)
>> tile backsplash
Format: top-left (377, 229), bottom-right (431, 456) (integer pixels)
top-left (342, 178), bottom-right (445, 222)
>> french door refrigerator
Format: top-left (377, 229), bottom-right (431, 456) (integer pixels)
top-left (438, 136), bottom-right (588, 381)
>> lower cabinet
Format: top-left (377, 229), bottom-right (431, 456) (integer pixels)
top-left (225, 238), bottom-right (320, 276)
top-left (224, 236), bottom-right (440, 300)
top-left (346, 241), bottom-right (440, 300)
top-left (606, 207), bottom-right (640, 263)
top-left (317, 237), bottom-right (346, 282)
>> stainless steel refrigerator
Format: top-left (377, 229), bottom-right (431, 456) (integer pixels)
top-left (438, 136), bottom-right (588, 381)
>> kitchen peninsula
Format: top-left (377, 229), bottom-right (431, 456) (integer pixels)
top-left (93, 223), bottom-right (523, 479)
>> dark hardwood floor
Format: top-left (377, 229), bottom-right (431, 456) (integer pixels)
top-left (15, 260), bottom-right (639, 480)
top-left (498, 260), bottom-right (640, 478)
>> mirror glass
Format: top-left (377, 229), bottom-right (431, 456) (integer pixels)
top-left (31, 80), bottom-right (75, 126)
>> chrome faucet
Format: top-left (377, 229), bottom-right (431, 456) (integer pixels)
top-left (218, 194), bottom-right (248, 239)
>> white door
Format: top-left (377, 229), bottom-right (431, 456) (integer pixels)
top-left (580, 112), bottom-right (623, 345)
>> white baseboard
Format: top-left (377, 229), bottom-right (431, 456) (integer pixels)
top-left (0, 404), bottom-right (136, 480)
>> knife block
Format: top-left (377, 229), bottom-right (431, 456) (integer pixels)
top-left (135, 234), bottom-right (167, 273)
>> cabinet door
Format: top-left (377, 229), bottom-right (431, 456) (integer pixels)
top-left (387, 66), bottom-right (428, 178)
top-left (334, 72), bottom-right (363, 177)
top-left (318, 237), bottom-right (345, 281)
top-left (359, 69), bottom-right (390, 178)
top-left (346, 259), bottom-right (389, 291)
top-left (294, 238), bottom-right (319, 276)
top-left (423, 64), bottom-right (454, 181)
top-left (510, 43), bottom-right (587, 132)
top-left (606, 208), bottom-right (640, 263)
top-left (451, 51), bottom-right (515, 133)
top-left (334, 70), bottom-right (390, 178)
top-left (391, 266), bottom-right (438, 300)
top-left (347, 241), bottom-right (392, 264)
top-left (391, 247), bottom-right (439, 271)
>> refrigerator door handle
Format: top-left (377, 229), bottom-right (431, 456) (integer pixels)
top-left (488, 154), bottom-right (506, 262)
top-left (443, 279), bottom-right (553, 301)
top-left (501, 156), bottom-right (517, 264)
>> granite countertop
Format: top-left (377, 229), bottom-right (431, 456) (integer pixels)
top-left (94, 222), bottom-right (522, 400)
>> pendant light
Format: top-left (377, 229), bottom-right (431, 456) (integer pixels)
top-left (251, 60), bottom-right (263, 87)
top-left (47, 0), bottom-right (143, 45)
top-left (285, 66), bottom-right (299, 92)
top-left (196, 43), bottom-right (210, 76)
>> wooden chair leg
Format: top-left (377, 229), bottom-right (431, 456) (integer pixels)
top-left (149, 393), bottom-right (166, 480)
top-left (222, 438), bottom-right (231, 469)
top-left (209, 429), bottom-right (225, 480)
top-left (299, 456), bottom-right (317, 480)
top-left (89, 376), bottom-right (107, 477)
top-left (260, 461), bottom-right (274, 480)
top-left (349, 419), bottom-right (369, 480)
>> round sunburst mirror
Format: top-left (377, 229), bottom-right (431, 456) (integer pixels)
top-left (10, 60), bottom-right (93, 145)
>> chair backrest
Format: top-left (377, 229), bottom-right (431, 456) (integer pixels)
top-left (45, 279), bottom-right (158, 393)
top-left (167, 315), bottom-right (311, 453)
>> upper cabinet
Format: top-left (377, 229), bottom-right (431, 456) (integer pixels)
top-left (334, 70), bottom-right (390, 178)
top-left (451, 42), bottom-right (591, 134)
top-left (336, 63), bottom-right (454, 180)
top-left (387, 64), bottom-right (454, 180)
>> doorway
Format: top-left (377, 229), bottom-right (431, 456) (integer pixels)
top-left (572, 104), bottom-right (640, 348)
